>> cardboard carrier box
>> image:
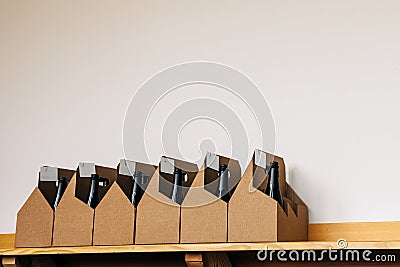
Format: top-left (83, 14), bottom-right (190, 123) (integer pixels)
top-left (15, 166), bottom-right (75, 248)
top-left (228, 149), bottom-right (308, 242)
top-left (52, 163), bottom-right (119, 247)
top-left (135, 156), bottom-right (198, 244)
top-left (93, 159), bottom-right (156, 246)
top-left (180, 152), bottom-right (241, 243)
top-left (15, 150), bottom-right (308, 247)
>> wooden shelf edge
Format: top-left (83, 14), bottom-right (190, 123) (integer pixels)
top-left (2, 221), bottom-right (400, 256)
top-left (2, 241), bottom-right (400, 256)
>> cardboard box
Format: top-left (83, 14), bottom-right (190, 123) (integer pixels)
top-left (15, 167), bottom-right (75, 248)
top-left (228, 149), bottom-right (308, 242)
top-left (53, 163), bottom-right (117, 247)
top-left (135, 156), bottom-right (198, 244)
top-left (93, 159), bottom-right (156, 246)
top-left (180, 152), bottom-right (241, 243)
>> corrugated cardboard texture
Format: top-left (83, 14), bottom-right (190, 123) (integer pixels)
top-left (228, 151), bottom-right (308, 242)
top-left (93, 183), bottom-right (134, 245)
top-left (14, 188), bottom-right (54, 248)
top-left (181, 168), bottom-right (227, 243)
top-left (53, 174), bottom-right (94, 246)
top-left (135, 168), bottom-right (181, 244)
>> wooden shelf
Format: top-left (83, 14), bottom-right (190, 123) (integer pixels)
top-left (1, 241), bottom-right (400, 256)
top-left (1, 222), bottom-right (400, 267)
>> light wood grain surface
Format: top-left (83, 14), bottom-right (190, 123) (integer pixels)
top-left (308, 221), bottom-right (400, 241)
top-left (0, 234), bottom-right (14, 249)
top-left (1, 241), bottom-right (400, 256)
top-left (1, 221), bottom-right (400, 256)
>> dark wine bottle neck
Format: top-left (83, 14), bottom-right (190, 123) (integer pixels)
top-left (87, 176), bottom-right (100, 208)
top-left (53, 177), bottom-right (69, 210)
top-left (265, 161), bottom-right (284, 209)
top-left (172, 168), bottom-right (184, 204)
top-left (217, 164), bottom-right (230, 201)
top-left (87, 174), bottom-right (109, 208)
top-left (131, 171), bottom-right (143, 207)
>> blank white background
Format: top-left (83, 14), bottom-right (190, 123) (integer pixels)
top-left (1, 0), bottom-right (400, 233)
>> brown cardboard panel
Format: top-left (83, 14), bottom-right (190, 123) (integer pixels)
top-left (14, 188), bottom-right (54, 248)
top-left (135, 168), bottom-right (181, 244)
top-left (181, 153), bottom-right (241, 244)
top-left (286, 184), bottom-right (306, 206)
top-left (54, 165), bottom-right (119, 247)
top-left (53, 174), bottom-right (94, 247)
top-left (228, 150), bottom-right (308, 242)
top-left (15, 168), bottom-right (75, 248)
top-left (93, 183), bottom-right (134, 246)
top-left (181, 169), bottom-right (227, 243)
top-left (93, 162), bottom-right (156, 245)
top-left (228, 161), bottom-right (278, 242)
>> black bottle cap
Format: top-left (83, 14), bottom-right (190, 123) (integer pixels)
top-left (91, 174), bottom-right (99, 179)
top-left (219, 164), bottom-right (228, 171)
top-left (174, 167), bottom-right (182, 174)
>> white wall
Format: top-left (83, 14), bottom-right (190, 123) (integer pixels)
top-left (1, 0), bottom-right (400, 233)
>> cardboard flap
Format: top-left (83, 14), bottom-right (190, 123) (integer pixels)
top-left (15, 187), bottom-right (54, 248)
top-left (59, 173), bottom-right (77, 202)
top-left (203, 153), bottom-right (241, 199)
top-left (235, 150), bottom-right (286, 196)
top-left (139, 168), bottom-right (178, 207)
top-left (57, 174), bottom-right (93, 212)
top-left (18, 188), bottom-right (53, 215)
top-left (117, 160), bottom-right (156, 201)
top-left (234, 158), bottom-right (257, 196)
top-left (158, 156), bottom-right (199, 203)
top-left (96, 182), bottom-right (131, 209)
top-left (38, 167), bottom-right (75, 207)
top-left (286, 184), bottom-right (306, 206)
top-left (118, 159), bottom-right (136, 176)
top-left (95, 166), bottom-right (118, 200)
top-left (74, 165), bottom-right (118, 205)
top-left (93, 182), bottom-right (135, 246)
top-left (228, 161), bottom-right (279, 242)
top-left (285, 200), bottom-right (297, 219)
top-left (182, 169), bottom-right (221, 207)
top-left (190, 167), bottom-right (205, 187)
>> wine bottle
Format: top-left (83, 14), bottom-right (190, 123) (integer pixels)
top-left (87, 174), bottom-right (109, 208)
top-left (171, 167), bottom-right (184, 205)
top-left (217, 164), bottom-right (230, 201)
top-left (52, 176), bottom-right (69, 210)
top-left (265, 161), bottom-right (284, 209)
top-left (131, 171), bottom-right (143, 207)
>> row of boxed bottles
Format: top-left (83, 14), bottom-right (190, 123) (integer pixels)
top-left (15, 150), bottom-right (308, 248)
